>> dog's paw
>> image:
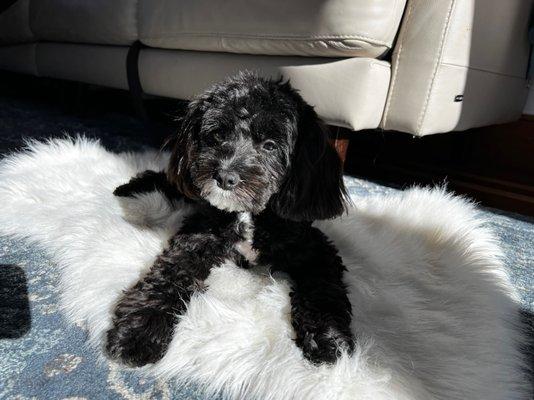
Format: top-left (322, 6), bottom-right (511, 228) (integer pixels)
top-left (113, 170), bottom-right (183, 203)
top-left (297, 325), bottom-right (354, 365)
top-left (113, 170), bottom-right (160, 198)
top-left (105, 312), bottom-right (174, 367)
top-left (113, 182), bottom-right (137, 198)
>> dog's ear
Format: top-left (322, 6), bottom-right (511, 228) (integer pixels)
top-left (271, 104), bottom-right (347, 221)
top-left (166, 100), bottom-right (205, 199)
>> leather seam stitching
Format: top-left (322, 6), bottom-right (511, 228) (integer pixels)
top-left (383, 0), bottom-right (402, 45)
top-left (416, 0), bottom-right (456, 134)
top-left (370, 61), bottom-right (391, 69)
top-left (381, 0), bottom-right (414, 129)
top-left (440, 62), bottom-right (527, 80)
top-left (141, 33), bottom-right (390, 46)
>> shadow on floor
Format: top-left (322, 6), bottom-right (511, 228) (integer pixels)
top-left (0, 264), bottom-right (31, 338)
top-left (520, 309), bottom-right (534, 385)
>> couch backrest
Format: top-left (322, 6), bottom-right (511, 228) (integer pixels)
top-left (138, 0), bottom-right (407, 58)
top-left (0, 0), bottom-right (408, 59)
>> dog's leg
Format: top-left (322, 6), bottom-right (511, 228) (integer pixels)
top-left (113, 170), bottom-right (182, 202)
top-left (256, 220), bottom-right (354, 365)
top-left (105, 233), bottom-right (232, 366)
top-left (285, 259), bottom-right (354, 365)
top-left (106, 210), bottom-right (243, 367)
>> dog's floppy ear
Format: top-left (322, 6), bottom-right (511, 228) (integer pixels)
top-left (166, 99), bottom-right (205, 199)
top-left (271, 104), bottom-right (347, 221)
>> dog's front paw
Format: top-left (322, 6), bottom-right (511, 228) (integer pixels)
top-left (296, 325), bottom-right (354, 365)
top-left (114, 170), bottom-right (162, 198)
top-left (105, 312), bottom-right (174, 367)
top-left (114, 170), bottom-right (182, 201)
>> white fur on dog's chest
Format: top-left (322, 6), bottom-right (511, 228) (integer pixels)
top-left (235, 212), bottom-right (258, 264)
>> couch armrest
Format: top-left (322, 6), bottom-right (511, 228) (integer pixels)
top-left (381, 0), bottom-right (533, 136)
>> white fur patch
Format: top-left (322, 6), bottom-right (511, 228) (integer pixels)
top-left (0, 138), bottom-right (530, 400)
top-left (202, 181), bottom-right (244, 212)
top-left (235, 212), bottom-right (258, 263)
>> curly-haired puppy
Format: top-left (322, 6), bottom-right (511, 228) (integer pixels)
top-left (106, 73), bottom-right (354, 366)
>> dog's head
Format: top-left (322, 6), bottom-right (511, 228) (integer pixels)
top-left (167, 73), bottom-right (346, 221)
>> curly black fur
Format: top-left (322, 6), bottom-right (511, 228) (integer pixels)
top-left (106, 206), bottom-right (250, 366)
top-left (113, 170), bottom-right (183, 202)
top-left (254, 210), bottom-right (354, 363)
top-left (106, 73), bottom-right (354, 366)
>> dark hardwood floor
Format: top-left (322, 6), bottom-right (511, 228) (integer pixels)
top-left (342, 119), bottom-right (534, 217)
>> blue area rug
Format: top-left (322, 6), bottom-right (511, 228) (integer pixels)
top-left (0, 96), bottom-right (532, 399)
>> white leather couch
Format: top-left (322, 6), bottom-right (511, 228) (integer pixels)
top-left (0, 0), bottom-right (532, 136)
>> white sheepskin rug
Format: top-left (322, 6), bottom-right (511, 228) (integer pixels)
top-left (0, 138), bottom-right (530, 400)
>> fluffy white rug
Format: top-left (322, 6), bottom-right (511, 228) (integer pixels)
top-left (0, 138), bottom-right (530, 400)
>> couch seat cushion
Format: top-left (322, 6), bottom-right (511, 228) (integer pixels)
top-left (139, 0), bottom-right (406, 58)
top-left (30, 0), bottom-right (138, 45)
top-left (139, 50), bottom-right (391, 130)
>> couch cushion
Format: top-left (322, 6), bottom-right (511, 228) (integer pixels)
top-left (0, 0), bottom-right (35, 45)
top-left (0, 44), bottom-right (37, 75)
top-left (36, 43), bottom-right (129, 90)
top-left (30, 0), bottom-right (138, 45)
top-left (139, 49), bottom-right (391, 129)
top-left (139, 0), bottom-right (406, 58)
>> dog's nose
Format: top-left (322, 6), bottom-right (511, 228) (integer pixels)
top-left (214, 170), bottom-right (240, 190)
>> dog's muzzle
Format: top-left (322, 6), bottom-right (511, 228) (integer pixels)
top-left (214, 170), bottom-right (240, 191)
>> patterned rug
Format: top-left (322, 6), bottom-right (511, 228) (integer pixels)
top-left (0, 96), bottom-right (532, 400)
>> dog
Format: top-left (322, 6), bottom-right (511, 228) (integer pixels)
top-left (105, 72), bottom-right (354, 367)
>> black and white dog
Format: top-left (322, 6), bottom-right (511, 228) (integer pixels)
top-left (106, 73), bottom-right (354, 366)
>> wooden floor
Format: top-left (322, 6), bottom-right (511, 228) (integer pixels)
top-left (341, 119), bottom-right (534, 217)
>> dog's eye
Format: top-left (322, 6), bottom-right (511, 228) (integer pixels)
top-left (262, 140), bottom-right (276, 151)
top-left (213, 131), bottom-right (224, 142)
